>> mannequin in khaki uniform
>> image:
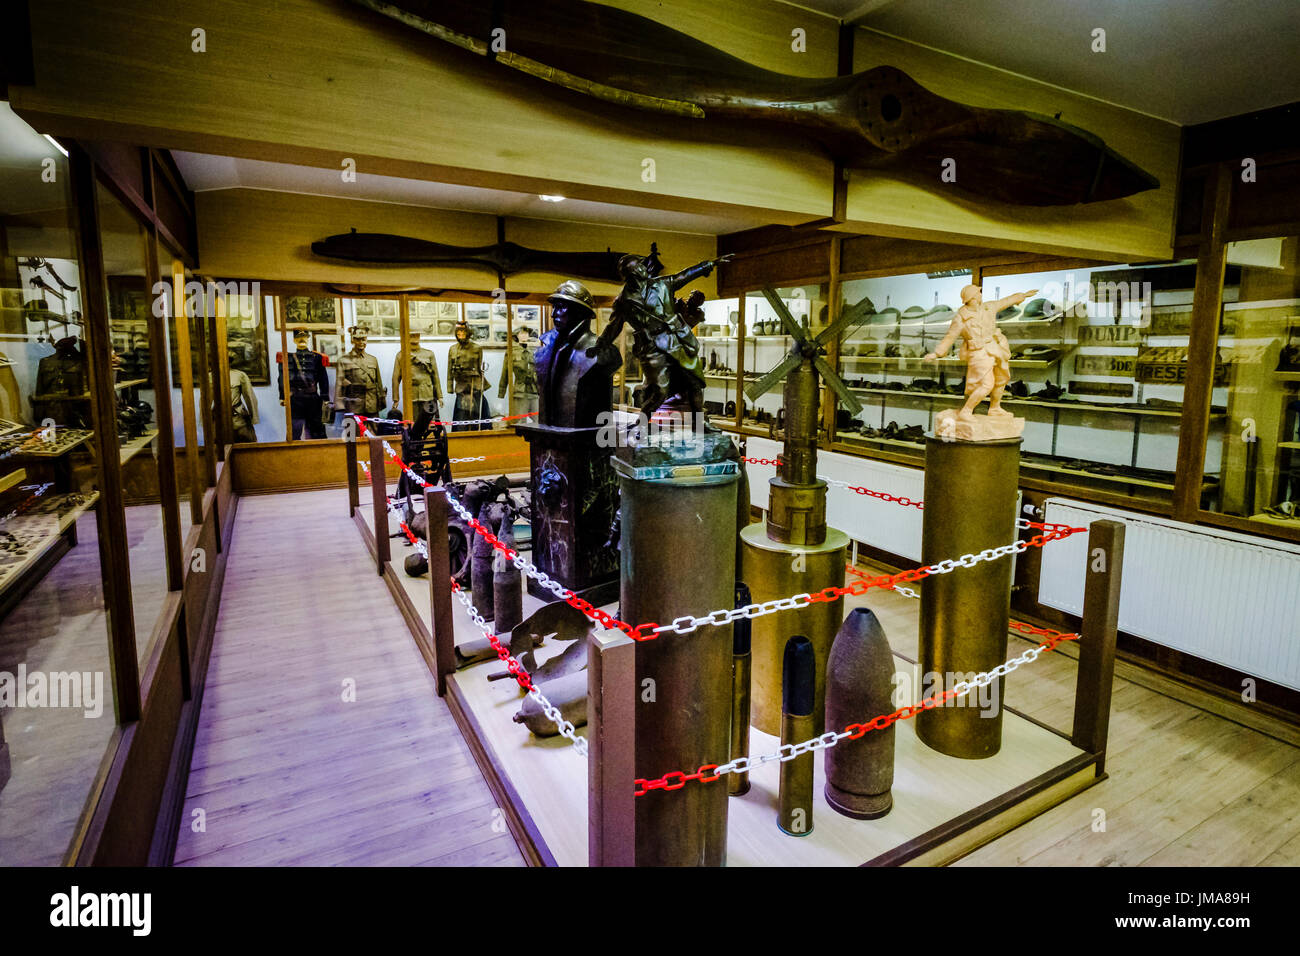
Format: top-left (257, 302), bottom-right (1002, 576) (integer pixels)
top-left (228, 345), bottom-right (259, 443)
top-left (333, 326), bottom-right (385, 418)
top-left (498, 326), bottom-right (539, 417)
top-left (392, 331), bottom-right (443, 419)
top-left (447, 320), bottom-right (489, 430)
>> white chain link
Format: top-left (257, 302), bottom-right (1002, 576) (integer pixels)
top-left (706, 637), bottom-right (1059, 780)
top-left (357, 413), bottom-right (535, 428)
top-left (451, 580), bottom-right (588, 755)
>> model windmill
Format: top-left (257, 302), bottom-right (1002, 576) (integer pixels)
top-left (744, 288), bottom-right (874, 544)
top-left (739, 288), bottom-right (877, 739)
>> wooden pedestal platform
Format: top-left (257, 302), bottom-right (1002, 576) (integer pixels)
top-left (355, 492), bottom-right (1104, 867)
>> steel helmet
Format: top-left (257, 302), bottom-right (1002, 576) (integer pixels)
top-left (548, 280), bottom-right (595, 315)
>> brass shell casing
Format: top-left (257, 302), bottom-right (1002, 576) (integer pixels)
top-left (915, 436), bottom-right (1021, 759)
top-left (620, 467), bottom-right (737, 867)
top-left (740, 523), bottom-right (847, 737)
top-left (728, 652), bottom-right (752, 796)
top-left (777, 711), bottom-right (816, 836)
top-left (765, 477), bottom-right (828, 546)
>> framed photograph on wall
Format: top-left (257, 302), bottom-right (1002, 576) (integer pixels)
top-left (487, 302), bottom-right (509, 346)
top-left (314, 332), bottom-right (342, 363)
top-left (512, 303), bottom-right (542, 339)
top-left (276, 296), bottom-right (340, 331)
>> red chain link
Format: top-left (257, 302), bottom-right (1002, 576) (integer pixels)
top-left (450, 580), bottom-right (536, 693)
top-left (634, 623), bottom-right (1082, 796)
top-left (741, 456), bottom-right (924, 508)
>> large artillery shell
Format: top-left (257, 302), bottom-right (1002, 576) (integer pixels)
top-left (824, 607), bottom-right (895, 819)
top-left (471, 502), bottom-right (501, 622)
top-left (493, 515), bottom-right (524, 636)
top-left (512, 671), bottom-right (588, 736)
top-left (778, 636), bottom-right (815, 837)
top-left (729, 582), bottom-right (753, 797)
top-left (916, 437), bottom-right (1020, 758)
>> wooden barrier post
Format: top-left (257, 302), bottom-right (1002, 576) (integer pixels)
top-left (588, 629), bottom-right (637, 867)
top-left (425, 486), bottom-right (457, 696)
top-left (345, 433), bottom-right (359, 516)
top-left (367, 435), bottom-right (390, 575)
top-left (1071, 519), bottom-right (1125, 772)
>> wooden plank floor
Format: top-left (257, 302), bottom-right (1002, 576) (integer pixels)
top-left (173, 490), bottom-right (523, 867)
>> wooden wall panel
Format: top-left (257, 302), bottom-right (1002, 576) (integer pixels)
top-left (13, 0), bottom-right (835, 226)
top-left (196, 189), bottom-right (718, 296)
top-left (231, 431), bottom-right (530, 494)
top-left (841, 29), bottom-right (1181, 262)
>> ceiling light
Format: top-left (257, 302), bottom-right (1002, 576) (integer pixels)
top-left (43, 134), bottom-right (69, 158)
top-left (538, 194), bottom-right (565, 202)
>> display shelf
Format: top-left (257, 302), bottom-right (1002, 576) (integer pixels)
top-left (838, 434), bottom-right (926, 452)
top-left (119, 428), bottom-right (158, 464)
top-left (841, 355), bottom-right (1060, 369)
top-left (0, 428), bottom-right (93, 458)
top-left (1247, 512), bottom-right (1300, 528)
top-left (0, 468), bottom-right (26, 495)
top-left (1021, 458), bottom-right (1177, 491)
top-left (114, 377), bottom-right (149, 390)
top-left (1279, 441), bottom-right (1300, 450)
top-left (847, 386), bottom-right (1218, 419)
top-left (1275, 371), bottom-right (1300, 381)
top-left (0, 491), bottom-right (100, 594)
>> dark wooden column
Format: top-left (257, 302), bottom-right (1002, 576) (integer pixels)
top-left (70, 144), bottom-right (141, 723)
top-left (367, 435), bottom-right (390, 574)
top-left (1174, 163), bottom-right (1232, 522)
top-left (588, 629), bottom-right (637, 867)
top-left (1071, 519), bottom-right (1126, 773)
top-left (424, 486), bottom-right (457, 696)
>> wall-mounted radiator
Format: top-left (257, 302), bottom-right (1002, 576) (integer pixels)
top-left (1040, 499), bottom-right (1300, 691)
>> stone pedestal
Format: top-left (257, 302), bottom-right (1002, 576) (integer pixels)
top-left (612, 429), bottom-right (738, 867)
top-left (915, 436), bottom-right (1021, 758)
top-left (517, 423), bottom-right (619, 602)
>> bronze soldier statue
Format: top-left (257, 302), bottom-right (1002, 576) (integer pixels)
top-left (535, 280), bottom-right (618, 429)
top-left (589, 249), bottom-right (731, 417)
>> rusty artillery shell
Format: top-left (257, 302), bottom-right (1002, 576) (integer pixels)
top-left (513, 670), bottom-right (587, 736)
top-left (825, 607), bottom-right (895, 819)
top-left (778, 636), bottom-right (815, 837)
top-left (729, 582), bottom-right (753, 797)
top-left (470, 502), bottom-right (500, 622)
top-left (493, 515), bottom-right (524, 636)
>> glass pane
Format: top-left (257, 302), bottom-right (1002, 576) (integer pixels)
top-left (698, 297), bottom-right (739, 425)
top-left (1206, 236), bottom-right (1300, 525)
top-left (394, 299), bottom-right (451, 427)
top-left (225, 293), bottom-right (275, 442)
top-left (981, 263), bottom-right (1193, 505)
top-left (741, 284), bottom-right (829, 431)
top-left (101, 184), bottom-right (171, 667)
top-left (0, 103), bottom-right (117, 864)
top-left (504, 304), bottom-right (539, 420)
top-left (277, 295), bottom-right (337, 441)
top-left (835, 272), bottom-right (973, 457)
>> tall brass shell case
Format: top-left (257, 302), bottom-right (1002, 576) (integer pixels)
top-left (915, 436), bottom-right (1021, 759)
top-left (618, 462), bottom-right (737, 867)
top-left (740, 523), bottom-right (847, 737)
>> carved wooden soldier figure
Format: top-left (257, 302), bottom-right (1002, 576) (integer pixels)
top-left (925, 283), bottom-right (1037, 422)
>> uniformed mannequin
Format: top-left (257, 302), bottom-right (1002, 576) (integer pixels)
top-left (279, 328), bottom-right (330, 439)
top-left (334, 325), bottom-right (385, 421)
top-left (498, 326), bottom-right (539, 417)
top-left (392, 331), bottom-right (442, 420)
top-left (447, 319), bottom-right (489, 431)
top-left (31, 335), bottom-right (91, 427)
top-left (228, 345), bottom-right (259, 443)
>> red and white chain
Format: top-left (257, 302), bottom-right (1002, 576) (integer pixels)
top-left (358, 458), bottom-right (430, 560)
top-left (742, 457), bottom-right (924, 509)
top-left (450, 580), bottom-right (588, 755)
top-left (354, 412), bottom-right (536, 428)
top-left (636, 624), bottom-right (1079, 796)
